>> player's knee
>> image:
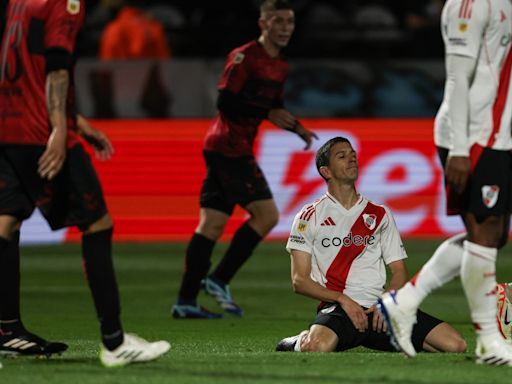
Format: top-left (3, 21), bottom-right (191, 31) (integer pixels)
top-left (84, 214), bottom-right (113, 234)
top-left (443, 335), bottom-right (467, 353)
top-left (259, 210), bottom-right (279, 231)
top-left (264, 210), bottom-right (279, 230)
top-left (301, 336), bottom-right (333, 352)
top-left (0, 215), bottom-right (21, 239)
top-left (197, 222), bottom-right (225, 240)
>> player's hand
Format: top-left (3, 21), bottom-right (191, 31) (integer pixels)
top-left (445, 156), bottom-right (470, 194)
top-left (295, 122), bottom-right (318, 150)
top-left (38, 128), bottom-right (67, 180)
top-left (338, 295), bottom-right (368, 332)
top-left (365, 305), bottom-right (387, 333)
top-left (268, 108), bottom-right (296, 130)
top-left (77, 118), bottom-right (114, 161)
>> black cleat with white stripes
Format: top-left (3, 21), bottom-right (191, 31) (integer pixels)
top-left (0, 330), bottom-right (68, 357)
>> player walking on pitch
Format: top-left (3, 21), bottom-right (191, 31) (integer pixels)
top-left (0, 0), bottom-right (169, 366)
top-left (379, 0), bottom-right (512, 365)
top-left (172, 0), bottom-right (317, 319)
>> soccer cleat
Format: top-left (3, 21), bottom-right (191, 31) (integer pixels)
top-left (0, 329), bottom-right (68, 357)
top-left (171, 304), bottom-right (223, 319)
top-left (202, 276), bottom-right (243, 317)
top-left (475, 337), bottom-right (512, 366)
top-left (100, 333), bottom-right (170, 368)
top-left (378, 290), bottom-right (417, 357)
top-left (497, 283), bottom-right (512, 340)
top-left (276, 330), bottom-right (308, 352)
top-left (275, 335), bottom-right (300, 352)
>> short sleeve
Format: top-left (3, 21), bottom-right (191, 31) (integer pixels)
top-left (380, 206), bottom-right (408, 265)
top-left (442, 0), bottom-right (489, 58)
top-left (45, 0), bottom-right (85, 53)
top-left (217, 49), bottom-right (251, 94)
top-left (286, 207), bottom-right (316, 254)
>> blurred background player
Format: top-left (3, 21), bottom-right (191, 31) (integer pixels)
top-left (0, 0), bottom-right (169, 366)
top-left (379, 0), bottom-right (512, 365)
top-left (275, 137), bottom-right (466, 354)
top-left (171, 0), bottom-right (317, 319)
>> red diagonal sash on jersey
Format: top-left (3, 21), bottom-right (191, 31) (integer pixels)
top-left (324, 202), bottom-right (386, 293)
top-left (490, 44), bottom-right (512, 148)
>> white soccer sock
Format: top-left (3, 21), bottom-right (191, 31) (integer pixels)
top-left (396, 233), bottom-right (465, 310)
top-left (460, 240), bottom-right (499, 339)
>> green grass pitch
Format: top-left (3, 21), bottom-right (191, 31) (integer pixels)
top-left (2, 239), bottom-right (512, 383)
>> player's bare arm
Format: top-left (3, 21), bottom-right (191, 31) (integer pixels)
top-left (269, 109), bottom-right (318, 149)
top-left (386, 260), bottom-right (409, 292)
top-left (366, 260), bottom-right (408, 333)
top-left (290, 249), bottom-right (367, 332)
top-left (77, 114), bottom-right (114, 161)
top-left (38, 69), bottom-right (69, 180)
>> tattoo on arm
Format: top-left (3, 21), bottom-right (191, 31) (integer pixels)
top-left (45, 69), bottom-right (69, 128)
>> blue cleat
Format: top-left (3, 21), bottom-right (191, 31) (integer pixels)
top-left (171, 304), bottom-right (223, 319)
top-left (202, 276), bottom-right (243, 317)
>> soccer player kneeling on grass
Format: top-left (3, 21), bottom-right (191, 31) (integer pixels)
top-left (275, 137), bottom-right (467, 354)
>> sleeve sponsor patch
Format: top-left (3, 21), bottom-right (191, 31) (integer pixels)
top-left (67, 0), bottom-right (80, 15)
top-left (448, 37), bottom-right (467, 46)
top-left (233, 52), bottom-right (245, 64)
top-left (289, 235), bottom-right (306, 245)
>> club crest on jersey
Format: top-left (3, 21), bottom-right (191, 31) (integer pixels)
top-left (482, 185), bottom-right (499, 208)
top-left (233, 52), bottom-right (245, 64)
top-left (362, 214), bottom-right (376, 230)
top-left (67, 0), bottom-right (80, 15)
top-left (297, 220), bottom-right (308, 233)
top-left (458, 22), bottom-right (468, 32)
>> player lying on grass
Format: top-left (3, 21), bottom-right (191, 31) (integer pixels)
top-left (275, 137), bottom-right (467, 353)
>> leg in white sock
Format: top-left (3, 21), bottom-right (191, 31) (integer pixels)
top-left (396, 233), bottom-right (465, 310)
top-left (460, 240), bottom-right (499, 340)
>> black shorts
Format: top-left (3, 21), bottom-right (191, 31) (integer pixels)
top-left (0, 143), bottom-right (108, 230)
top-left (312, 303), bottom-right (443, 352)
top-left (199, 150), bottom-right (273, 215)
top-left (438, 145), bottom-right (512, 218)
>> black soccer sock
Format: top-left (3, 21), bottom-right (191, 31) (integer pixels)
top-left (82, 227), bottom-right (123, 350)
top-left (177, 233), bottom-right (215, 302)
top-left (212, 222), bottom-right (262, 284)
top-left (0, 231), bottom-right (21, 325)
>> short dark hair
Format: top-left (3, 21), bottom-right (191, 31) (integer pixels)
top-left (260, 0), bottom-right (293, 16)
top-left (315, 137), bottom-right (351, 181)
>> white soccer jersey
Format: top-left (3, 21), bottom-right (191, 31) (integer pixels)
top-left (435, 0), bottom-right (512, 151)
top-left (286, 193), bottom-right (407, 308)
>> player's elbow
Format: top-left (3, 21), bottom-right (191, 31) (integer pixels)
top-left (291, 275), bottom-right (307, 295)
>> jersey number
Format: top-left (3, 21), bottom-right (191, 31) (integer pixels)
top-left (0, 20), bottom-right (24, 83)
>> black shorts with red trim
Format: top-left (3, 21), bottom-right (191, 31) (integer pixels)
top-left (312, 303), bottom-right (442, 352)
top-left (0, 143), bottom-right (108, 230)
top-left (199, 150), bottom-right (273, 215)
top-left (438, 145), bottom-right (512, 218)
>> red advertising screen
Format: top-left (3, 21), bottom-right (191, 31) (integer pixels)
top-left (54, 119), bottom-right (463, 242)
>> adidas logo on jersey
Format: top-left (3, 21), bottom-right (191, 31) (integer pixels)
top-left (320, 217), bottom-right (336, 226)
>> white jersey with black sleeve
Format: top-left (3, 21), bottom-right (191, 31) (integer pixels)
top-left (286, 193), bottom-right (407, 308)
top-left (434, 0), bottom-right (512, 153)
